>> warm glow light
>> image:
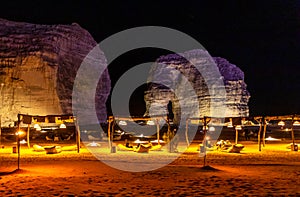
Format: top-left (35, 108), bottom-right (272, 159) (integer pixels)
top-left (115, 130), bottom-right (122, 133)
top-left (278, 120), bottom-right (285, 126)
top-left (34, 124), bottom-right (41, 131)
top-left (242, 120), bottom-right (255, 126)
top-left (87, 141), bottom-right (101, 147)
top-left (59, 123), bottom-right (67, 129)
top-left (119, 120), bottom-right (127, 126)
top-left (146, 120), bottom-right (155, 125)
top-left (15, 130), bottom-right (25, 136)
top-left (202, 126), bottom-right (208, 131)
top-left (266, 136), bottom-right (281, 141)
top-left (235, 125), bottom-right (242, 130)
top-left (208, 126), bottom-right (215, 132)
top-left (227, 122), bottom-right (233, 128)
top-left (293, 121), bottom-right (300, 126)
top-left (20, 139), bottom-right (27, 144)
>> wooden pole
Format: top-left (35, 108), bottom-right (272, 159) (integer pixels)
top-left (74, 117), bottom-right (80, 153)
top-left (107, 116), bottom-right (112, 150)
top-left (203, 116), bottom-right (207, 167)
top-left (0, 115), bottom-right (2, 146)
top-left (291, 116), bottom-right (296, 151)
top-left (156, 119), bottom-right (160, 145)
top-left (17, 114), bottom-right (21, 170)
top-left (167, 116), bottom-right (171, 152)
top-left (111, 119), bottom-right (115, 152)
top-left (258, 118), bottom-right (263, 151)
top-left (262, 119), bottom-right (267, 147)
top-left (27, 124), bottom-right (30, 148)
top-left (77, 121), bottom-right (81, 153)
top-left (235, 128), bottom-right (238, 144)
top-left (185, 119), bottom-right (189, 146)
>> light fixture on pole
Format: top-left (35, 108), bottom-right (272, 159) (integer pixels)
top-left (235, 125), bottom-right (242, 130)
top-left (34, 123), bottom-right (41, 131)
top-left (146, 120), bottom-right (155, 125)
top-left (59, 123), bottom-right (67, 129)
top-left (293, 121), bottom-right (300, 126)
top-left (278, 120), bottom-right (285, 126)
top-left (208, 126), bottom-right (215, 132)
top-left (227, 122), bottom-right (233, 128)
top-left (119, 120), bottom-right (127, 126)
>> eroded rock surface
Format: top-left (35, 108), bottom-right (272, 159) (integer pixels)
top-left (144, 49), bottom-right (250, 123)
top-left (0, 19), bottom-right (110, 126)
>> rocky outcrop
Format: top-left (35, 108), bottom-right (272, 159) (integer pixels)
top-left (0, 19), bottom-right (110, 126)
top-left (144, 49), bottom-right (250, 123)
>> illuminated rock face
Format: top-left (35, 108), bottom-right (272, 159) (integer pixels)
top-left (0, 19), bottom-right (110, 126)
top-left (144, 49), bottom-right (250, 123)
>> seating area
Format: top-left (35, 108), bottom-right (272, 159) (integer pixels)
top-left (198, 140), bottom-right (245, 153)
top-left (32, 144), bottom-right (77, 153)
top-left (117, 143), bottom-right (162, 153)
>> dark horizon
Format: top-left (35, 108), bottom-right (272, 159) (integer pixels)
top-left (0, 1), bottom-right (299, 117)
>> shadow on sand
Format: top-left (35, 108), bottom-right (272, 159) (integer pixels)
top-left (0, 169), bottom-right (24, 176)
top-left (199, 165), bottom-right (222, 171)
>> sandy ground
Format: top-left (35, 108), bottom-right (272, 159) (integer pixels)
top-left (0, 141), bottom-right (300, 196)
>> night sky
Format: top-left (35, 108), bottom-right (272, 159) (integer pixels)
top-left (0, 1), bottom-right (299, 116)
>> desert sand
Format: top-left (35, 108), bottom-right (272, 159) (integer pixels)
top-left (1, 141), bottom-right (299, 196)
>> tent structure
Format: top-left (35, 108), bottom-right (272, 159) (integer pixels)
top-left (16, 113), bottom-right (80, 153)
top-left (185, 115), bottom-right (299, 153)
top-left (255, 115), bottom-right (300, 151)
top-left (107, 115), bottom-right (166, 152)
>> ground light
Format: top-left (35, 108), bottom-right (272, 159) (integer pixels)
top-left (15, 128), bottom-right (25, 170)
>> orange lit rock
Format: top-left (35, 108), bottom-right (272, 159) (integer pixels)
top-left (0, 19), bottom-right (110, 126)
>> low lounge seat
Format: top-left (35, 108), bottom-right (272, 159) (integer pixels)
top-left (227, 144), bottom-right (244, 153)
top-left (33, 144), bottom-right (45, 152)
top-left (117, 144), bottom-right (134, 151)
top-left (44, 146), bottom-right (62, 154)
top-left (149, 144), bottom-right (162, 151)
top-left (135, 144), bottom-right (151, 153)
top-left (61, 145), bottom-right (77, 151)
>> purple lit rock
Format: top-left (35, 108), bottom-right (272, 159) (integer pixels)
top-left (0, 19), bottom-right (110, 126)
top-left (144, 49), bottom-right (250, 122)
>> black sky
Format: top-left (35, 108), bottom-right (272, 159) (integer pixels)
top-left (0, 0), bottom-right (299, 116)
